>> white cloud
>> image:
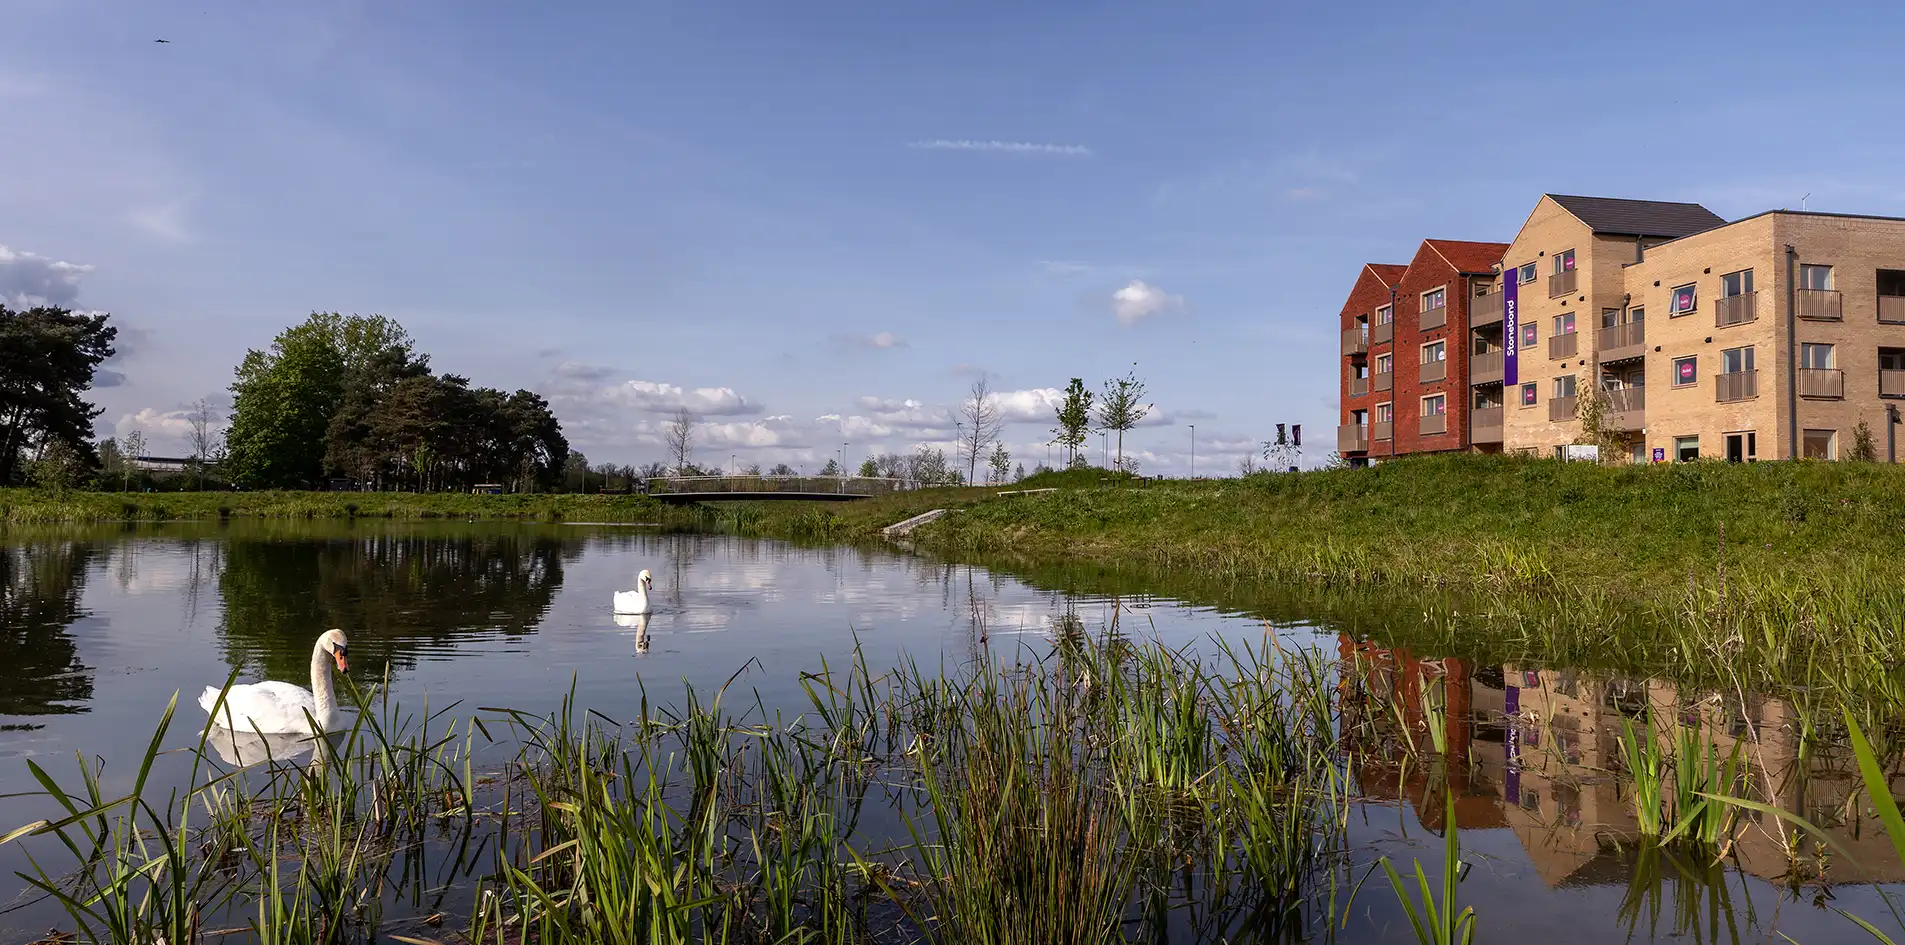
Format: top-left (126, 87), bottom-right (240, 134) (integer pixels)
top-left (1110, 280), bottom-right (1186, 326)
top-left (907, 139), bottom-right (1092, 156)
top-left (833, 331), bottom-right (907, 351)
top-left (988, 387), bottom-right (1063, 423)
top-left (0, 245), bottom-right (92, 308)
top-left (603, 379), bottom-right (760, 417)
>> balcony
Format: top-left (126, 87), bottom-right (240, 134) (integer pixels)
top-left (1472, 407), bottom-right (1503, 443)
top-left (1419, 359), bottom-right (1448, 383)
top-left (1717, 370), bottom-right (1758, 403)
top-left (1798, 289), bottom-right (1843, 321)
top-left (1798, 367), bottom-right (1845, 399)
top-left (1597, 321), bottom-right (1646, 363)
top-left (1606, 386), bottom-right (1645, 432)
top-left (1419, 413), bottom-right (1447, 436)
top-left (1471, 292), bottom-right (1504, 327)
top-left (1348, 376), bottom-right (1369, 398)
top-left (1548, 394), bottom-right (1578, 422)
top-left (1883, 296), bottom-right (1905, 325)
top-left (1548, 332), bottom-right (1579, 359)
top-left (1549, 268), bottom-right (1578, 298)
top-left (1343, 328), bottom-right (1369, 356)
top-left (1419, 304), bottom-right (1447, 330)
top-left (1716, 292), bottom-right (1757, 328)
top-left (1471, 350), bottom-right (1504, 385)
top-left (1373, 421), bottom-right (1393, 441)
top-left (1372, 321), bottom-right (1395, 345)
top-left (1883, 369), bottom-right (1905, 398)
top-left (1337, 424), bottom-right (1369, 454)
top-left (1374, 370), bottom-right (1393, 392)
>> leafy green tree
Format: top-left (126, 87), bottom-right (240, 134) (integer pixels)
top-left (224, 317), bottom-right (347, 488)
top-left (27, 439), bottom-right (84, 492)
top-left (857, 457), bottom-right (879, 477)
top-left (0, 305), bottom-right (116, 484)
top-left (1850, 419), bottom-right (1879, 462)
top-left (1052, 378), bottom-right (1093, 468)
top-left (988, 441), bottom-right (1010, 484)
top-left (820, 458), bottom-right (842, 477)
top-left (1096, 371), bottom-right (1151, 472)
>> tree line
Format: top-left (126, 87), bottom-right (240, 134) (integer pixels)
top-left (223, 313), bottom-right (569, 491)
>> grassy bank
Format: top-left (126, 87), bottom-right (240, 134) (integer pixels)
top-left (724, 455), bottom-right (1905, 681)
top-left (0, 487), bottom-right (691, 525)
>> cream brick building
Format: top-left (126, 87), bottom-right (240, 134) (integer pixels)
top-left (1467, 195), bottom-right (1905, 461)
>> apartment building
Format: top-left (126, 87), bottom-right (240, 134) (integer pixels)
top-left (1336, 241), bottom-right (1508, 464)
top-left (1337, 192), bottom-right (1905, 462)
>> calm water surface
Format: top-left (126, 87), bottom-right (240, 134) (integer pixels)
top-left (0, 521), bottom-right (1894, 943)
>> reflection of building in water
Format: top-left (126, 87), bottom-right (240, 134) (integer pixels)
top-left (0, 542), bottom-right (99, 717)
top-left (1337, 636), bottom-right (1904, 888)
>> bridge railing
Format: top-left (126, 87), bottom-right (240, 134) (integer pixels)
top-left (644, 475), bottom-right (921, 497)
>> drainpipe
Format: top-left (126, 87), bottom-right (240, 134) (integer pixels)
top-left (1385, 285), bottom-right (1398, 461)
top-left (1890, 403), bottom-right (1900, 464)
top-left (1462, 273), bottom-right (1473, 452)
top-left (1785, 244), bottom-right (1799, 460)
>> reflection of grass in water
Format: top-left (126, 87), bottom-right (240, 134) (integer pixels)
top-left (2, 635), bottom-right (1363, 944)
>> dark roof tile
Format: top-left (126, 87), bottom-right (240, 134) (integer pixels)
top-left (1547, 194), bottom-right (1725, 238)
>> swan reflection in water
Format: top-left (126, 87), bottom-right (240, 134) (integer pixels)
top-left (613, 611), bottom-right (652, 653)
top-left (200, 725), bottom-right (338, 769)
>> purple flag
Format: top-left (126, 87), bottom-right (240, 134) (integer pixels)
top-left (1503, 277), bottom-right (1519, 387)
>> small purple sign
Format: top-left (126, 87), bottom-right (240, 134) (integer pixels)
top-left (1504, 685), bottom-right (1520, 804)
top-left (1502, 277), bottom-right (1519, 387)
top-left (1652, 447), bottom-right (1665, 463)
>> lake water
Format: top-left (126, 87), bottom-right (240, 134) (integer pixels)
top-left (0, 521), bottom-right (1896, 943)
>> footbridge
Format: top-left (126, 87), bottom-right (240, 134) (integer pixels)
top-left (644, 476), bottom-right (921, 503)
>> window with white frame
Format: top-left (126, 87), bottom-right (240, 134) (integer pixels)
top-left (1553, 375), bottom-right (1577, 399)
top-left (1518, 262), bottom-right (1536, 284)
top-left (1421, 394), bottom-right (1446, 416)
top-left (1374, 402), bottom-right (1393, 423)
top-left (1554, 250), bottom-right (1575, 274)
top-left (1519, 382), bottom-right (1537, 406)
top-left (1375, 353), bottom-right (1393, 374)
top-left (1669, 284), bottom-right (1697, 315)
top-left (1553, 312), bottom-right (1575, 335)
top-left (1800, 343), bottom-right (1835, 370)
top-left (1422, 286), bottom-right (1446, 310)
top-left (1376, 304), bottom-right (1393, 325)
top-left (1721, 269), bottom-right (1754, 297)
top-left (1800, 264), bottom-right (1832, 290)
top-left (1672, 356), bottom-right (1697, 387)
top-left (1421, 341), bottom-right (1446, 363)
top-left (1721, 345), bottom-right (1756, 374)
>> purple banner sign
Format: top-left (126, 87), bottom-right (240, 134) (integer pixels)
top-left (1502, 276), bottom-right (1519, 387)
top-left (1503, 684), bottom-right (1521, 804)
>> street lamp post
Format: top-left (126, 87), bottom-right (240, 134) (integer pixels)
top-left (1189, 424), bottom-right (1196, 479)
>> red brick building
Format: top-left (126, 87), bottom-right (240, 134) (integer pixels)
top-left (1337, 263), bottom-right (1408, 461)
top-left (1337, 240), bottom-right (1508, 464)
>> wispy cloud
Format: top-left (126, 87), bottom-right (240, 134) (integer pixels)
top-left (908, 139), bottom-right (1092, 156)
top-left (1110, 280), bottom-right (1187, 326)
top-left (832, 331), bottom-right (908, 351)
top-left (0, 244), bottom-right (93, 308)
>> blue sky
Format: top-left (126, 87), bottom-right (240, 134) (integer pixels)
top-left (5, 1), bottom-right (1905, 474)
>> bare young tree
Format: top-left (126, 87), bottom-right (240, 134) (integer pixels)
top-left (665, 407), bottom-right (696, 475)
top-left (187, 399), bottom-right (217, 490)
top-left (958, 375), bottom-right (1004, 485)
top-left (121, 428), bottom-right (146, 493)
top-left (1096, 370), bottom-right (1151, 472)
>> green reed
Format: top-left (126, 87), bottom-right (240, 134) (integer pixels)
top-left (1378, 789), bottom-right (1475, 945)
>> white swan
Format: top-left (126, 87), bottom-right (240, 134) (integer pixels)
top-left (614, 569), bottom-right (654, 614)
top-left (199, 629), bottom-right (349, 735)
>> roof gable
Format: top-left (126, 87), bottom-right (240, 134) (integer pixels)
top-left (1546, 194), bottom-right (1725, 239)
top-left (1424, 239), bottom-right (1510, 275)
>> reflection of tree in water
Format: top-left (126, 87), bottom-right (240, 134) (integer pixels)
top-left (0, 541), bottom-right (98, 718)
top-left (217, 531), bottom-right (577, 684)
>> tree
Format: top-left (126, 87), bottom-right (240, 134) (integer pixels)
top-left (1237, 454), bottom-right (1259, 477)
top-left (28, 439), bottom-right (84, 492)
top-left (819, 458), bottom-right (842, 477)
top-left (120, 429), bottom-right (146, 492)
top-left (1572, 375), bottom-right (1626, 462)
top-left (1851, 419), bottom-right (1879, 462)
top-left (665, 408), bottom-right (696, 476)
top-left (857, 457), bottom-right (879, 478)
top-left (186, 399), bottom-right (218, 490)
top-left (97, 437), bottom-right (124, 490)
top-left (959, 376), bottom-right (1004, 485)
top-left (1052, 378), bottom-right (1094, 468)
top-left (1014, 462), bottom-right (1025, 481)
top-left (224, 318), bottom-right (348, 488)
top-left (769, 463), bottom-right (796, 477)
top-left (0, 305), bottom-right (117, 484)
top-left (988, 442), bottom-right (1010, 484)
top-left (906, 445), bottom-right (954, 485)
top-left (1096, 371), bottom-right (1151, 472)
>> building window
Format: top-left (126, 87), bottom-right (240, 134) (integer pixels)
top-left (1376, 304), bottom-right (1393, 325)
top-left (1474, 389), bottom-right (1502, 409)
top-left (1520, 323), bottom-right (1537, 348)
top-left (1721, 269), bottom-right (1754, 297)
top-left (1519, 382), bottom-right (1537, 407)
top-left (1800, 264), bottom-right (1832, 290)
top-left (1725, 431), bottom-right (1757, 463)
top-left (1375, 353), bottom-right (1393, 374)
top-left (1421, 341), bottom-right (1446, 363)
top-left (1883, 348), bottom-right (1905, 372)
top-left (1803, 429), bottom-right (1836, 459)
top-left (1630, 305), bottom-right (1645, 323)
top-left (1554, 375), bottom-right (1577, 399)
top-left (1518, 262), bottom-right (1537, 284)
top-left (1553, 312), bottom-right (1576, 335)
top-left (1672, 356), bottom-right (1697, 387)
top-left (1670, 284), bottom-right (1698, 315)
top-left (1554, 250), bottom-right (1575, 274)
top-left (1801, 343), bottom-right (1835, 370)
top-left (1631, 442), bottom-right (1648, 464)
top-left (1375, 402), bottom-right (1393, 423)
top-left (1601, 308), bottom-right (1621, 329)
top-left (1675, 436), bottom-right (1700, 462)
top-left (1722, 345), bottom-right (1756, 374)
top-left (1422, 286), bottom-right (1446, 310)
top-left (1422, 394), bottom-right (1446, 416)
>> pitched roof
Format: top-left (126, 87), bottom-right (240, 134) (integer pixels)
top-left (1367, 263), bottom-right (1408, 287)
top-left (1424, 239), bottom-right (1509, 274)
top-left (1546, 194), bottom-right (1725, 239)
